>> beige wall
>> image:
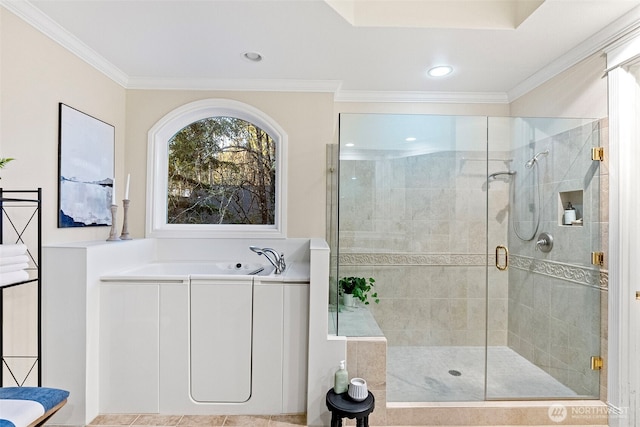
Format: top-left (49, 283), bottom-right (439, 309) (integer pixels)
top-left (125, 90), bottom-right (334, 239)
top-left (0, 7), bottom-right (127, 245)
top-left (510, 53), bottom-right (608, 119)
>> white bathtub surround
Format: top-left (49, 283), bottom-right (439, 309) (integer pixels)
top-left (42, 238), bottom-right (156, 426)
top-left (306, 239), bottom-right (347, 427)
top-left (42, 237), bottom-right (328, 426)
top-left (99, 270), bottom-right (308, 415)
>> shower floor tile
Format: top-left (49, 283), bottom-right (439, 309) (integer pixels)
top-left (387, 345), bottom-right (578, 402)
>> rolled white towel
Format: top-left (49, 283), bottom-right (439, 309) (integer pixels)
top-left (0, 243), bottom-right (27, 258)
top-left (0, 255), bottom-right (29, 266)
top-left (0, 270), bottom-right (29, 287)
top-left (0, 263), bottom-right (29, 274)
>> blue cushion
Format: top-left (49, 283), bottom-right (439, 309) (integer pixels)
top-left (0, 387), bottom-right (69, 412)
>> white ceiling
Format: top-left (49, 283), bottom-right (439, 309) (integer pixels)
top-left (7, 0), bottom-right (640, 102)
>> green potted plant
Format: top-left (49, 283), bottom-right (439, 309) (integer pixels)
top-left (339, 276), bottom-right (379, 307)
top-left (0, 157), bottom-right (14, 179)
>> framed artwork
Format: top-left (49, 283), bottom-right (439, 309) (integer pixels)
top-left (58, 103), bottom-right (115, 227)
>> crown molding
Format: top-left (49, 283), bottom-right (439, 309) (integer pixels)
top-left (127, 81), bottom-right (509, 104)
top-left (1, 0), bottom-right (129, 87)
top-left (334, 90), bottom-right (509, 104)
top-left (126, 76), bottom-right (342, 93)
top-left (508, 4), bottom-right (640, 102)
top-left (7, 0), bottom-right (640, 104)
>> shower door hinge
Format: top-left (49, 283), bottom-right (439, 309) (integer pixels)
top-left (591, 356), bottom-right (603, 370)
top-left (592, 147), bottom-right (605, 161)
top-left (591, 251), bottom-right (605, 266)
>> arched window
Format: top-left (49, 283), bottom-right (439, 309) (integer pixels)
top-left (147, 99), bottom-right (287, 238)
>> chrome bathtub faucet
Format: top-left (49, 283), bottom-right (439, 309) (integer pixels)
top-left (249, 246), bottom-right (286, 274)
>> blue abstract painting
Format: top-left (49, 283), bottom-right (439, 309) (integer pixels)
top-left (58, 103), bottom-right (114, 227)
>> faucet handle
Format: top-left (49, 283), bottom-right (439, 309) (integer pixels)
top-left (535, 232), bottom-right (553, 253)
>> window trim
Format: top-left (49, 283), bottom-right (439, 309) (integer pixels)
top-left (146, 99), bottom-right (287, 238)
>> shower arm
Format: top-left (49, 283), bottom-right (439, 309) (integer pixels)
top-left (488, 170), bottom-right (516, 180)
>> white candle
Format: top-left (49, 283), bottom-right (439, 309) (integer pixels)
top-left (125, 173), bottom-right (130, 200)
top-left (111, 178), bottom-right (116, 205)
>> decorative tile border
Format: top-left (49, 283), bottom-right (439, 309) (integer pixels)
top-left (338, 252), bottom-right (608, 290)
top-left (511, 254), bottom-right (608, 290)
top-left (339, 252), bottom-right (486, 266)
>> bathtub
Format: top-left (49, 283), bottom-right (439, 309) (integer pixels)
top-left (103, 261), bottom-right (276, 279)
top-left (99, 259), bottom-right (309, 416)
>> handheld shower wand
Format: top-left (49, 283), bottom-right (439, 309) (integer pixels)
top-left (512, 148), bottom-right (549, 241)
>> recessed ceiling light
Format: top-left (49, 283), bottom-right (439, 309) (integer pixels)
top-left (405, 137), bottom-right (417, 142)
top-left (428, 65), bottom-right (453, 77)
top-left (345, 143), bottom-right (355, 147)
top-left (243, 51), bottom-right (263, 62)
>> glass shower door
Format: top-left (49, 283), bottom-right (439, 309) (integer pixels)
top-left (335, 113), bottom-right (604, 402)
top-left (336, 113), bottom-right (491, 402)
top-left (486, 117), bottom-right (603, 399)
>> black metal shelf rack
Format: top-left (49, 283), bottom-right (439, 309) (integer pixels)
top-left (0, 188), bottom-right (42, 386)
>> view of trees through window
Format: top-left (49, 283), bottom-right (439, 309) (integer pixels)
top-left (167, 116), bottom-right (276, 225)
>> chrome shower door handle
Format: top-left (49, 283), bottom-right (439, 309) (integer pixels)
top-left (496, 245), bottom-right (509, 271)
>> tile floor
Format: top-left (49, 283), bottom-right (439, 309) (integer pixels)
top-left (387, 346), bottom-right (579, 401)
top-left (89, 414), bottom-right (306, 427)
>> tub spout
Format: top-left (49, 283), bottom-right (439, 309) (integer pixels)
top-left (249, 246), bottom-right (286, 274)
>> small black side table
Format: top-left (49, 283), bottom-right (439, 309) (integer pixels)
top-left (326, 389), bottom-right (375, 427)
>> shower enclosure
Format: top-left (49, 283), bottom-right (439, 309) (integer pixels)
top-left (330, 114), bottom-right (604, 402)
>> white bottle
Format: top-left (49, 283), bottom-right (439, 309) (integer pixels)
top-left (564, 202), bottom-right (576, 225)
top-left (334, 360), bottom-right (348, 394)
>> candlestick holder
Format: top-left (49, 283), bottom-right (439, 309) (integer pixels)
top-left (106, 204), bottom-right (120, 241)
top-left (120, 199), bottom-right (132, 240)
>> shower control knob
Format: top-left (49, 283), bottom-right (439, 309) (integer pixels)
top-left (535, 232), bottom-right (553, 253)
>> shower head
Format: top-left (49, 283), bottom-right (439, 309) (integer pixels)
top-left (525, 149), bottom-right (549, 169)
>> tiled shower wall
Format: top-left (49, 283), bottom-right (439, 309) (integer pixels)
top-left (338, 149), bottom-right (509, 346)
top-left (506, 119), bottom-right (608, 398)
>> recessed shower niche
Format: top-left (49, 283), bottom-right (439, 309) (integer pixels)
top-left (559, 190), bottom-right (583, 226)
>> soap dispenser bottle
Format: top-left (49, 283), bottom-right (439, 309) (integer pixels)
top-left (334, 360), bottom-right (348, 394)
top-left (564, 202), bottom-right (576, 225)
